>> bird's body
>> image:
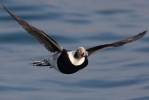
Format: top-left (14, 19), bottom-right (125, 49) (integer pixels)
top-left (49, 49), bottom-right (88, 74)
top-left (1, 3), bottom-right (147, 74)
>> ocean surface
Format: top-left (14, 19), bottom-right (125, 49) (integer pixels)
top-left (0, 0), bottom-right (149, 100)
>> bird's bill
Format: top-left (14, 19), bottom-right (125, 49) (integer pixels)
top-left (81, 52), bottom-right (88, 57)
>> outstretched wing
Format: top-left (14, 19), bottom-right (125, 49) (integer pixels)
top-left (2, 3), bottom-right (63, 53)
top-left (87, 31), bottom-right (147, 56)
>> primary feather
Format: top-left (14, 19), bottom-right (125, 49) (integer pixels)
top-left (1, 3), bottom-right (63, 53)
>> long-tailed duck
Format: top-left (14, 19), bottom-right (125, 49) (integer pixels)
top-left (2, 4), bottom-right (147, 74)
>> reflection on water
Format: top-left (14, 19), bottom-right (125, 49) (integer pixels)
top-left (0, 0), bottom-right (149, 100)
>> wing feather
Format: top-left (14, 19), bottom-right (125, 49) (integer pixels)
top-left (87, 31), bottom-right (147, 56)
top-left (2, 3), bottom-right (63, 53)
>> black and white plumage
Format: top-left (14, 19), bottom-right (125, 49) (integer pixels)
top-left (2, 4), bottom-right (147, 74)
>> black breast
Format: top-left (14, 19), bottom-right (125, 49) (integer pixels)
top-left (57, 50), bottom-right (88, 74)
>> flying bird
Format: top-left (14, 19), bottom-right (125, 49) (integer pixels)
top-left (1, 3), bottom-right (147, 74)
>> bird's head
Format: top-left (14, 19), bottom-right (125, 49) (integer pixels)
top-left (74, 47), bottom-right (88, 58)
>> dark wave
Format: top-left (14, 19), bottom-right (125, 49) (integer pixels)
top-left (129, 96), bottom-right (149, 100)
top-left (37, 77), bottom-right (148, 89)
top-left (0, 85), bottom-right (40, 92)
top-left (0, 31), bottom-right (80, 44)
top-left (94, 9), bottom-right (133, 15)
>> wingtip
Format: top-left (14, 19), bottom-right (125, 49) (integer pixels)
top-left (139, 30), bottom-right (147, 37)
top-left (143, 30), bottom-right (148, 34)
top-left (1, 3), bottom-right (9, 12)
top-left (1, 2), bottom-right (5, 8)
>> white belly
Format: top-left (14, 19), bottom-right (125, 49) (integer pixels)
top-left (49, 52), bottom-right (61, 72)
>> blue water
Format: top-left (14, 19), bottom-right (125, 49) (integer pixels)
top-left (0, 0), bottom-right (149, 100)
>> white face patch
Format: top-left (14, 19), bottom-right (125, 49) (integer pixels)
top-left (67, 51), bottom-right (85, 66)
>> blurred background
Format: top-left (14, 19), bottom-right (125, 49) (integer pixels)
top-left (0, 0), bottom-right (149, 100)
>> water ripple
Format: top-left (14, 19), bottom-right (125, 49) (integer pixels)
top-left (5, 5), bottom-right (42, 12)
top-left (135, 47), bottom-right (149, 53)
top-left (0, 32), bottom-right (34, 44)
top-left (39, 77), bottom-right (148, 89)
top-left (0, 85), bottom-right (40, 92)
top-left (84, 32), bottom-right (126, 41)
top-left (71, 78), bottom-right (146, 88)
top-left (94, 9), bottom-right (133, 15)
top-left (124, 62), bottom-right (149, 68)
top-left (129, 96), bottom-right (149, 100)
top-left (0, 31), bottom-right (80, 44)
top-left (63, 19), bottom-right (90, 24)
